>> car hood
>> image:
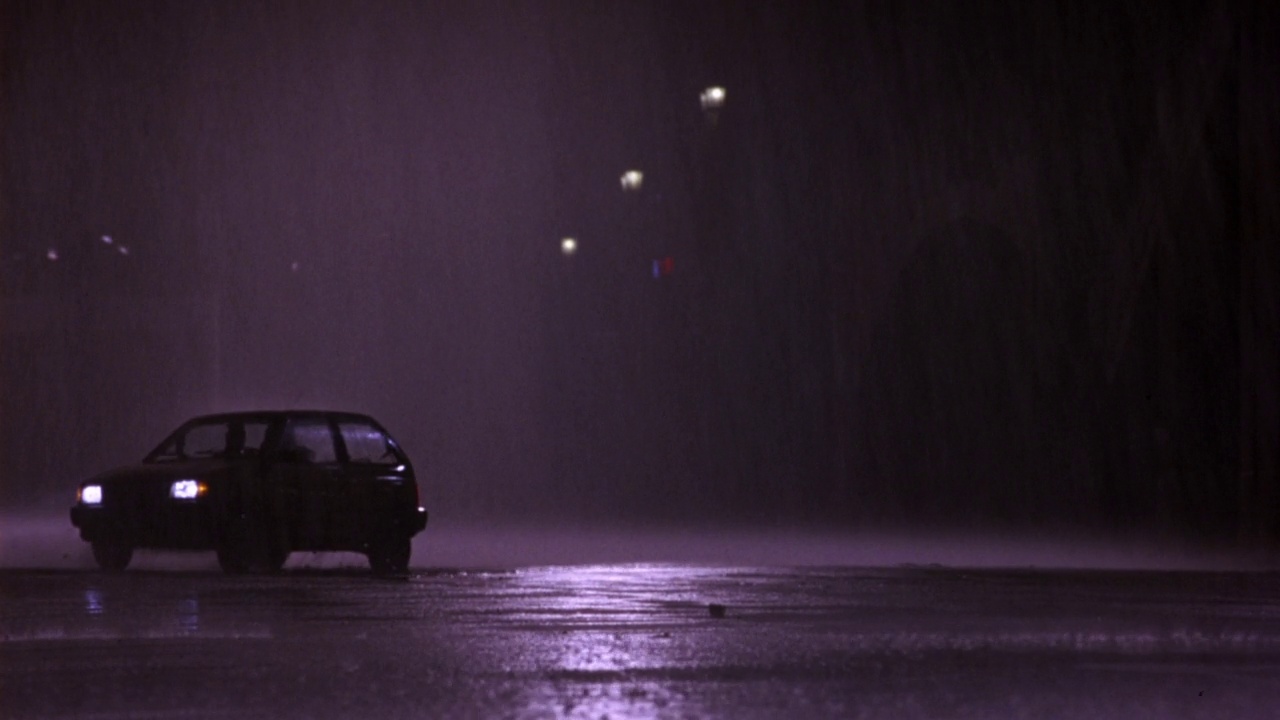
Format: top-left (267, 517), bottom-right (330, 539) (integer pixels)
top-left (89, 458), bottom-right (250, 484)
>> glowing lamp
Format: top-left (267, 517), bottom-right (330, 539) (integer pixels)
top-left (620, 170), bottom-right (644, 191)
top-left (700, 86), bottom-right (726, 110)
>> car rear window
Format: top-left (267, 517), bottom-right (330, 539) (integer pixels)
top-left (339, 422), bottom-right (399, 464)
top-left (282, 419), bottom-right (338, 464)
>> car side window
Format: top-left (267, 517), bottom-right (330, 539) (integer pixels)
top-left (148, 419), bottom-right (271, 461)
top-left (281, 419), bottom-right (337, 464)
top-left (242, 422), bottom-right (269, 452)
top-left (179, 423), bottom-right (225, 458)
top-left (339, 422), bottom-right (398, 464)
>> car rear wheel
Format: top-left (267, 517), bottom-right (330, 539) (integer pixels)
top-left (261, 540), bottom-right (289, 573)
top-left (367, 536), bottom-right (411, 575)
top-left (91, 541), bottom-right (133, 572)
top-left (218, 521), bottom-right (288, 574)
top-left (216, 544), bottom-right (251, 574)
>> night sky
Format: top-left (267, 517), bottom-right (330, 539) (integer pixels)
top-left (2, 1), bottom-right (1277, 546)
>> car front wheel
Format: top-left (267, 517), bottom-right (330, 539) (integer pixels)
top-left (216, 544), bottom-right (251, 574)
top-left (92, 541), bottom-right (133, 572)
top-left (367, 536), bottom-right (411, 575)
top-left (261, 540), bottom-right (289, 573)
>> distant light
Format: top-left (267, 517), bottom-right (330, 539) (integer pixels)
top-left (652, 256), bottom-right (674, 278)
top-left (620, 170), bottom-right (644, 191)
top-left (700, 86), bottom-right (726, 110)
top-left (117, 246), bottom-right (129, 256)
top-left (46, 249), bottom-right (59, 261)
top-left (290, 261), bottom-right (300, 272)
top-left (100, 235), bottom-right (113, 245)
top-left (560, 237), bottom-right (577, 255)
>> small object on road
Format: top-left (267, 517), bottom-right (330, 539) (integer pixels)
top-left (709, 603), bottom-right (726, 618)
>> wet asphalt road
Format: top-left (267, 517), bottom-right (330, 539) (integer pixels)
top-left (4, 560), bottom-right (1280, 719)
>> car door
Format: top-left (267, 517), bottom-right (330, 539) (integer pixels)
top-left (268, 417), bottom-right (346, 550)
top-left (334, 419), bottom-right (414, 546)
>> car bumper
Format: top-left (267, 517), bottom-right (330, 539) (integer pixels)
top-left (71, 504), bottom-right (119, 538)
top-left (70, 502), bottom-right (220, 549)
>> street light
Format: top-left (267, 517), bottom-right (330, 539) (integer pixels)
top-left (620, 170), bottom-right (644, 192)
top-left (98, 234), bottom-right (130, 257)
top-left (700, 86), bottom-right (726, 110)
top-left (560, 237), bottom-right (578, 255)
top-left (700, 86), bottom-right (726, 126)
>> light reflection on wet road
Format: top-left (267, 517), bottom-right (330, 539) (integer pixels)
top-left (3, 565), bottom-right (1280, 719)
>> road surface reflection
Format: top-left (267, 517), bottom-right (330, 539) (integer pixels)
top-left (3, 563), bottom-right (1280, 719)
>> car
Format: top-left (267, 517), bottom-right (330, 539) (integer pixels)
top-left (69, 410), bottom-right (428, 575)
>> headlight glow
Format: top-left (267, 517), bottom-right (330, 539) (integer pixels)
top-left (80, 484), bottom-right (103, 505)
top-left (170, 479), bottom-right (207, 500)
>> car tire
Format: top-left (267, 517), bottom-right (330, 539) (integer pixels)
top-left (261, 534), bottom-right (289, 574)
top-left (92, 541), bottom-right (133, 572)
top-left (216, 544), bottom-right (251, 574)
top-left (367, 536), bottom-right (411, 575)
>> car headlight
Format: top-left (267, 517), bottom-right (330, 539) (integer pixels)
top-left (79, 484), bottom-right (103, 505)
top-left (170, 479), bottom-right (208, 500)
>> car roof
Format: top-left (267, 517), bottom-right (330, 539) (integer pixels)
top-left (184, 410), bottom-right (381, 425)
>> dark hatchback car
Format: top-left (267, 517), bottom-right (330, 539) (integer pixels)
top-left (70, 410), bottom-right (428, 574)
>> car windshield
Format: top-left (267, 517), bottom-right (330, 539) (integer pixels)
top-left (145, 419), bottom-right (270, 462)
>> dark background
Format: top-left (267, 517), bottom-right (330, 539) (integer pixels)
top-left (2, 1), bottom-right (1276, 546)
